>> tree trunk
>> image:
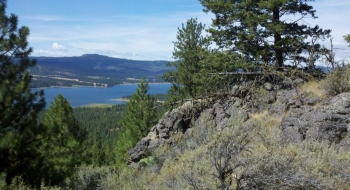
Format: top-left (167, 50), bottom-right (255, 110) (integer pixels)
top-left (273, 7), bottom-right (283, 67)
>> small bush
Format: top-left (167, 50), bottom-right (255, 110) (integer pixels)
top-left (321, 66), bottom-right (350, 96)
top-left (4, 176), bottom-right (62, 190)
top-left (66, 165), bottom-right (115, 190)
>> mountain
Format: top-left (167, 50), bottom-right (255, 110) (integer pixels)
top-left (29, 54), bottom-right (172, 87)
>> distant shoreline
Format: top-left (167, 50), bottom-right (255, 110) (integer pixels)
top-left (32, 82), bottom-right (171, 89)
top-left (111, 98), bottom-right (130, 102)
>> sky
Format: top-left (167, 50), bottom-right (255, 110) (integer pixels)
top-left (6, 0), bottom-right (350, 62)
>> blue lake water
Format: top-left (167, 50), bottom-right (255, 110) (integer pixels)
top-left (33, 83), bottom-right (171, 108)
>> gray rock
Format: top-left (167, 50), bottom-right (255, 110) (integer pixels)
top-left (277, 89), bottom-right (298, 104)
top-left (339, 135), bottom-right (350, 151)
top-left (282, 78), bottom-right (293, 88)
top-left (269, 102), bottom-right (286, 117)
top-left (128, 138), bottom-right (150, 163)
top-left (267, 92), bottom-right (276, 104)
top-left (282, 127), bottom-right (303, 143)
top-left (264, 82), bottom-right (273, 91)
top-left (293, 78), bottom-right (304, 85)
top-left (306, 96), bottom-right (323, 106)
top-left (281, 116), bottom-right (300, 129)
top-left (148, 139), bottom-right (162, 150)
top-left (159, 132), bottom-right (169, 139)
top-left (231, 85), bottom-right (241, 97)
top-left (325, 93), bottom-right (350, 114)
top-left (281, 106), bottom-right (349, 143)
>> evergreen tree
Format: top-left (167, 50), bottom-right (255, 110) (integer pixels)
top-left (115, 78), bottom-right (157, 167)
top-left (199, 0), bottom-right (331, 68)
top-left (91, 130), bottom-right (105, 166)
top-left (162, 18), bottom-right (211, 101)
top-left (0, 0), bottom-right (46, 186)
top-left (42, 94), bottom-right (86, 185)
top-left (345, 34), bottom-right (350, 47)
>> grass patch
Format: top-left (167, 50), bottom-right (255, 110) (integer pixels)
top-left (81, 104), bottom-right (115, 108)
top-left (298, 80), bottom-right (326, 98)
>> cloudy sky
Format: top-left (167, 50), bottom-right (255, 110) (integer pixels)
top-left (6, 0), bottom-right (350, 61)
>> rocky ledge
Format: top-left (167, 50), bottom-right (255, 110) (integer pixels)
top-left (128, 79), bottom-right (350, 166)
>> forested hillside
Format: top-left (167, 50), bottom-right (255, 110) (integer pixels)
top-left (73, 105), bottom-right (126, 166)
top-left (29, 54), bottom-right (170, 88)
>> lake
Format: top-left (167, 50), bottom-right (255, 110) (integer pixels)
top-left (34, 83), bottom-right (171, 108)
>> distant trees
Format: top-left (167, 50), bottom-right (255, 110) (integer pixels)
top-left (42, 94), bottom-right (87, 184)
top-left (199, 0), bottom-right (331, 68)
top-left (73, 105), bottom-right (125, 165)
top-left (0, 0), bottom-right (46, 186)
top-left (115, 78), bottom-right (157, 167)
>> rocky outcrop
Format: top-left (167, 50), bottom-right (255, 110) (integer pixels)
top-left (127, 93), bottom-right (250, 166)
top-left (281, 93), bottom-right (350, 145)
top-left (128, 80), bottom-right (350, 166)
top-left (128, 101), bottom-right (209, 166)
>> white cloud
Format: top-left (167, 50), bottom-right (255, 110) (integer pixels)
top-left (51, 42), bottom-right (67, 51)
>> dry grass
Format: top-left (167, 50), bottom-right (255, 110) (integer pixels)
top-left (298, 80), bottom-right (326, 98)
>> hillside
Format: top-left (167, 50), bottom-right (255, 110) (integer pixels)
top-left (59, 69), bottom-right (349, 189)
top-left (119, 73), bottom-right (350, 189)
top-left (29, 54), bottom-right (171, 87)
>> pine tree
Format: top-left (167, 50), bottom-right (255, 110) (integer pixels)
top-left (115, 78), bottom-right (157, 167)
top-left (344, 34), bottom-right (350, 47)
top-left (42, 94), bottom-right (86, 185)
top-left (162, 18), bottom-right (211, 101)
top-left (91, 130), bottom-right (105, 166)
top-left (0, 0), bottom-right (46, 186)
top-left (199, 0), bottom-right (331, 68)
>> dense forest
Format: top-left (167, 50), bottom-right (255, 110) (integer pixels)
top-left (1, 0), bottom-right (350, 189)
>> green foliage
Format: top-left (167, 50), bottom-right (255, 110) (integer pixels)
top-left (115, 78), bottom-right (157, 167)
top-left (42, 94), bottom-right (87, 185)
top-left (0, 1), bottom-right (46, 187)
top-left (5, 176), bottom-right (63, 190)
top-left (321, 65), bottom-right (350, 96)
top-left (66, 165), bottom-right (116, 190)
top-left (199, 0), bottom-right (331, 67)
top-left (73, 105), bottom-right (125, 165)
top-left (91, 130), bottom-right (105, 167)
top-left (199, 50), bottom-right (254, 95)
top-left (344, 34), bottom-right (350, 47)
top-left (163, 18), bottom-right (211, 102)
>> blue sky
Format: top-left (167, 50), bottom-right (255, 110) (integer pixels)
top-left (7, 0), bottom-right (350, 62)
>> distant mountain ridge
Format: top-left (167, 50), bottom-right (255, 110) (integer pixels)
top-left (29, 54), bottom-right (172, 87)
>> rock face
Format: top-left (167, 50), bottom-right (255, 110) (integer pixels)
top-left (281, 93), bottom-right (350, 145)
top-left (128, 101), bottom-right (206, 166)
top-left (128, 81), bottom-right (350, 166)
top-left (127, 94), bottom-right (250, 166)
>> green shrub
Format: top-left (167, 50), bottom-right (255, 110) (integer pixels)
top-left (4, 176), bottom-right (63, 190)
top-left (321, 66), bottom-right (350, 96)
top-left (65, 165), bottom-right (115, 190)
